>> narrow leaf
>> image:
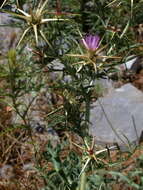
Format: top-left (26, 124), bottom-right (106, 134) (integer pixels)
top-left (33, 24), bottom-right (38, 45)
top-left (17, 27), bottom-right (31, 47)
top-left (120, 21), bottom-right (130, 39)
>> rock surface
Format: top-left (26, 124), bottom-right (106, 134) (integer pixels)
top-left (93, 78), bottom-right (114, 96)
top-left (0, 12), bottom-right (20, 53)
top-left (89, 83), bottom-right (143, 149)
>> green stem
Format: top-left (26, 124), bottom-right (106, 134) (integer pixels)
top-left (85, 96), bottom-right (90, 134)
top-left (79, 171), bottom-right (87, 190)
top-left (85, 98), bottom-right (90, 122)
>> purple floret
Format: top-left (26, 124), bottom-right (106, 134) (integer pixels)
top-left (81, 35), bottom-right (100, 51)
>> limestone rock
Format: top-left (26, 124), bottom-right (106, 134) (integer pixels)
top-left (89, 83), bottom-right (143, 149)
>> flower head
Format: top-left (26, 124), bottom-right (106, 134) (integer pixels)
top-left (81, 35), bottom-right (100, 51)
top-left (3, 0), bottom-right (68, 47)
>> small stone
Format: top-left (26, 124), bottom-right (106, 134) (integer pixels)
top-left (23, 163), bottom-right (35, 171)
top-left (0, 165), bottom-right (14, 179)
top-left (122, 56), bottom-right (137, 70)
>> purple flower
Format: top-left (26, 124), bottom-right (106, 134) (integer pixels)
top-left (81, 35), bottom-right (100, 51)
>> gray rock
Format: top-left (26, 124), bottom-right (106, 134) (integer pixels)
top-left (0, 12), bottom-right (20, 53)
top-left (0, 165), bottom-right (14, 179)
top-left (93, 78), bottom-right (114, 96)
top-left (120, 56), bottom-right (143, 73)
top-left (120, 56), bottom-right (137, 70)
top-left (89, 83), bottom-right (143, 149)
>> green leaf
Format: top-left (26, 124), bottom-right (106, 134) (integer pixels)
top-left (120, 21), bottom-right (130, 39)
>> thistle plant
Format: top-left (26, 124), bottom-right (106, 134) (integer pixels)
top-left (1, 1), bottom-right (143, 190)
top-left (2, 0), bottom-right (68, 46)
top-left (72, 138), bottom-right (116, 178)
top-left (67, 33), bottom-right (121, 72)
